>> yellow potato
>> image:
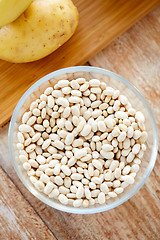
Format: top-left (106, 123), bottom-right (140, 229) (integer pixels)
top-left (0, 0), bottom-right (32, 27)
top-left (0, 0), bottom-right (78, 63)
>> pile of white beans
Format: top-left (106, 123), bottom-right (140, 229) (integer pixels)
top-left (17, 78), bottom-right (147, 207)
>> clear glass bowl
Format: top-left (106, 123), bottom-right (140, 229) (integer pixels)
top-left (8, 66), bottom-right (158, 214)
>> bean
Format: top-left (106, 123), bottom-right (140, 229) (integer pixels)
top-left (49, 189), bottom-right (59, 198)
top-left (65, 120), bottom-right (73, 131)
top-left (54, 176), bottom-right (63, 185)
top-left (75, 149), bottom-right (87, 159)
top-left (115, 111), bottom-right (128, 119)
top-left (91, 177), bottom-right (102, 184)
top-left (123, 175), bottom-right (134, 184)
top-left (132, 144), bottom-right (140, 154)
top-left (98, 192), bottom-right (105, 204)
top-left (35, 180), bottom-right (45, 192)
top-left (19, 124), bottom-right (33, 133)
top-left (102, 144), bottom-right (113, 151)
top-left (100, 150), bottom-right (114, 159)
top-left (69, 96), bottom-right (81, 103)
top-left (108, 192), bottom-right (117, 198)
top-left (56, 97), bottom-right (69, 107)
top-left (131, 164), bottom-right (140, 173)
top-left (122, 165), bottom-right (131, 175)
top-left (92, 160), bottom-right (102, 170)
top-left (40, 174), bottom-right (50, 183)
top-left (73, 199), bottom-right (82, 207)
top-left (71, 173), bottom-right (83, 180)
top-left (85, 188), bottom-right (91, 199)
top-left (127, 152), bottom-right (135, 163)
top-left (22, 112), bottom-right (31, 124)
top-left (114, 187), bottom-right (124, 194)
top-left (117, 132), bottom-right (126, 142)
top-left (44, 87), bottom-right (53, 95)
top-left (100, 183), bottom-right (109, 194)
top-left (76, 187), bottom-right (84, 199)
top-left (44, 182), bottom-right (54, 194)
top-left (81, 154), bottom-right (92, 162)
top-left (109, 160), bottom-right (119, 171)
top-left (91, 189), bottom-right (100, 198)
top-left (58, 194), bottom-right (68, 205)
top-left (23, 162), bottom-right (31, 171)
top-left (115, 168), bottom-right (121, 179)
top-left (54, 140), bottom-right (64, 150)
top-left (64, 177), bottom-right (71, 188)
top-left (61, 165), bottom-right (71, 176)
top-left (135, 111), bottom-right (145, 123)
top-left (65, 133), bottom-right (74, 145)
top-left (89, 79), bottom-right (100, 87)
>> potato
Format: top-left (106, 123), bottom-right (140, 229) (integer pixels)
top-left (0, 0), bottom-right (32, 27)
top-left (0, 0), bottom-right (78, 63)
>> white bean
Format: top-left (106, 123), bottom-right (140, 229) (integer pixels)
top-left (23, 162), bottom-right (31, 171)
top-left (123, 175), bottom-right (134, 184)
top-left (22, 112), bottom-right (31, 124)
top-left (65, 133), bottom-right (74, 145)
top-left (91, 177), bottom-right (102, 185)
top-left (62, 86), bottom-right (71, 95)
top-left (92, 160), bottom-right (102, 170)
top-left (85, 188), bottom-right (91, 199)
top-left (58, 194), bottom-right (68, 205)
top-left (71, 173), bottom-right (83, 180)
top-left (100, 150), bottom-right (114, 159)
top-left (98, 192), bottom-right (105, 204)
top-left (108, 192), bottom-right (117, 198)
top-left (131, 164), bottom-right (140, 173)
top-left (100, 183), bottom-right (109, 194)
top-left (57, 80), bottom-right (69, 88)
top-left (49, 189), bottom-right (59, 198)
top-left (64, 177), bottom-right (71, 188)
top-left (115, 111), bottom-right (128, 119)
top-left (54, 140), bottom-right (64, 150)
top-left (35, 180), bottom-right (45, 192)
top-left (76, 187), bottom-right (84, 199)
top-left (61, 165), bottom-right (71, 176)
top-left (127, 152), bottom-right (135, 163)
top-left (135, 111), bottom-right (145, 123)
top-left (70, 80), bottom-right (80, 89)
top-left (74, 149), bottom-right (87, 159)
top-left (73, 199), bottom-right (82, 207)
top-left (102, 144), bottom-right (113, 151)
top-left (69, 96), bottom-right (81, 103)
top-left (54, 176), bottom-right (63, 185)
top-left (122, 165), bottom-right (131, 175)
top-left (19, 124), bottom-right (33, 133)
top-left (40, 174), bottom-right (50, 183)
top-left (44, 182), bottom-right (55, 194)
top-left (132, 144), bottom-right (140, 154)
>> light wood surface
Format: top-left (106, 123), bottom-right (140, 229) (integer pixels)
top-left (0, 5), bottom-right (160, 240)
top-left (0, 0), bottom-right (160, 127)
top-left (0, 166), bottom-right (55, 239)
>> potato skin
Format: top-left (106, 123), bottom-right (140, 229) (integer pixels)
top-left (0, 0), bottom-right (32, 27)
top-left (0, 0), bottom-right (78, 63)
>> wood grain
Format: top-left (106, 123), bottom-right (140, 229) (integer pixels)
top-left (0, 0), bottom-right (160, 127)
top-left (0, 166), bottom-right (55, 240)
top-left (0, 5), bottom-right (160, 240)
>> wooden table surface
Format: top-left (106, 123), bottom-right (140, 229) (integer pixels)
top-left (0, 6), bottom-right (160, 240)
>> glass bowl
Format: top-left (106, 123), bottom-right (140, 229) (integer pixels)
top-left (8, 66), bottom-right (158, 214)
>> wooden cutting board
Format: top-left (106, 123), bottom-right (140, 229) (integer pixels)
top-left (0, 0), bottom-right (159, 127)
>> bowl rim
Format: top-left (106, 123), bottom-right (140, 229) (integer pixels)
top-left (8, 66), bottom-right (158, 214)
